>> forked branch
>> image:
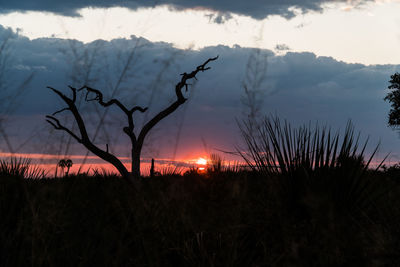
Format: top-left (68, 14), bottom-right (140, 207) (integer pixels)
top-left (46, 115), bottom-right (81, 142)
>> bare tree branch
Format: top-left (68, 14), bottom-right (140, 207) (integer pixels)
top-left (175, 55), bottom-right (218, 102)
top-left (77, 85), bottom-right (149, 141)
top-left (138, 55), bottom-right (218, 146)
top-left (46, 87), bottom-right (129, 178)
top-left (79, 85), bottom-right (148, 115)
top-left (130, 106), bottom-right (148, 113)
top-left (47, 86), bottom-right (75, 105)
top-left (52, 107), bottom-right (70, 116)
top-left (76, 38), bottom-right (144, 173)
top-left (46, 115), bottom-right (81, 143)
top-left (46, 86), bottom-right (131, 179)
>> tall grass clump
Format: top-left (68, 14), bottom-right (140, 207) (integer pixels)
top-left (0, 157), bottom-right (46, 179)
top-left (239, 116), bottom-right (383, 175)
top-left (206, 154), bottom-right (244, 174)
top-left (238, 116), bottom-right (387, 212)
top-left (236, 116), bottom-right (395, 265)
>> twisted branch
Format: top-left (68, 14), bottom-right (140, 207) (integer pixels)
top-left (138, 55), bottom-right (218, 146)
top-left (46, 115), bottom-right (81, 142)
top-left (175, 55), bottom-right (218, 102)
top-left (78, 85), bottom-right (148, 115)
top-left (52, 107), bottom-right (69, 116)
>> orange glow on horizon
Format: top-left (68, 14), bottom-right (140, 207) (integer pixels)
top-left (0, 151), bottom-right (130, 161)
top-left (0, 151), bottom-right (248, 177)
top-left (0, 151), bottom-right (389, 177)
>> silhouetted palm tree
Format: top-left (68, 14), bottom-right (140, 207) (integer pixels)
top-left (58, 159), bottom-right (73, 176)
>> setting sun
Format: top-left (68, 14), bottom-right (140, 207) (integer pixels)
top-left (196, 157), bottom-right (207, 165)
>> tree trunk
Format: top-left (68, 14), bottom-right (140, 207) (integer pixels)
top-left (131, 146), bottom-right (141, 179)
top-left (150, 158), bottom-right (155, 178)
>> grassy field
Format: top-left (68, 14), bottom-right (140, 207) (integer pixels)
top-left (2, 119), bottom-right (400, 266)
top-left (2, 161), bottom-right (400, 266)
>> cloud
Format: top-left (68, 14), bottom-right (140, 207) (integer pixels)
top-left (1, 25), bottom-right (399, 161)
top-left (0, 0), bottom-right (375, 20)
top-left (274, 44), bottom-right (291, 53)
top-left (204, 12), bottom-right (233, 24)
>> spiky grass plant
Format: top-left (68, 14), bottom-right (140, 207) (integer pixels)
top-left (236, 116), bottom-right (393, 264)
top-left (0, 157), bottom-right (46, 179)
top-left (206, 154), bottom-right (245, 174)
top-left (238, 116), bottom-right (387, 212)
top-left (91, 167), bottom-right (119, 177)
top-left (208, 153), bottom-right (223, 173)
top-left (239, 117), bottom-right (382, 176)
top-left (160, 165), bottom-right (183, 176)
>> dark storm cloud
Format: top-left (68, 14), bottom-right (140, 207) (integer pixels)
top-left (0, 0), bottom-right (373, 19)
top-left (1, 25), bottom-right (399, 159)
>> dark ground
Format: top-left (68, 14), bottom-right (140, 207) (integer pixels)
top-left (2, 165), bottom-right (400, 267)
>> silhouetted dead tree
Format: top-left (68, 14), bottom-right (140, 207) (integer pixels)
top-left (46, 56), bottom-right (218, 182)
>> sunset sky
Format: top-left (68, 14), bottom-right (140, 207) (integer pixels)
top-left (0, 0), bottom-right (400, 173)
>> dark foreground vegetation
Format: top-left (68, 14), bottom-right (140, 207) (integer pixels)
top-left (2, 162), bottom-right (400, 266)
top-left (2, 119), bottom-right (400, 266)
